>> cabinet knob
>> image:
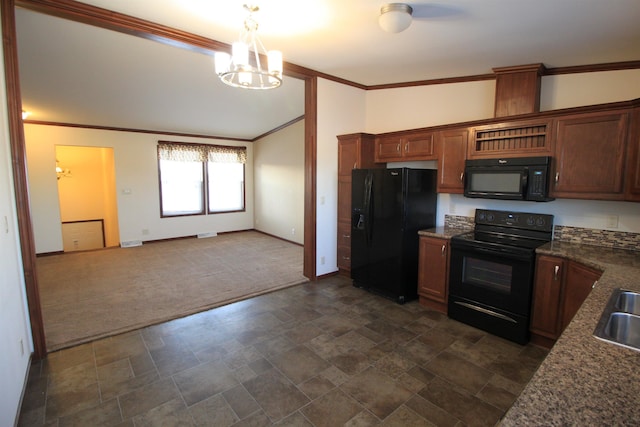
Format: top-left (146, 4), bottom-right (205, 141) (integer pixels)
top-left (441, 244), bottom-right (446, 255)
top-left (555, 172), bottom-right (559, 184)
top-left (554, 265), bottom-right (560, 280)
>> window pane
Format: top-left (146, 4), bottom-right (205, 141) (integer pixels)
top-left (160, 159), bottom-right (204, 216)
top-left (208, 162), bottom-right (244, 213)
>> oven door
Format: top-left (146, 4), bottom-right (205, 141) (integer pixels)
top-left (447, 241), bottom-right (536, 344)
top-left (448, 242), bottom-right (535, 316)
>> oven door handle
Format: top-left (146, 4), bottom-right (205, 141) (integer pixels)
top-left (453, 245), bottom-right (532, 262)
top-left (453, 301), bottom-right (518, 324)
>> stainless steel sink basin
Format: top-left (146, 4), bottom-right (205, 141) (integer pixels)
top-left (616, 291), bottom-right (640, 315)
top-left (602, 313), bottom-right (640, 350)
top-left (594, 289), bottom-right (640, 352)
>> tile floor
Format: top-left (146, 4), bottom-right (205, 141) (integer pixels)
top-left (18, 275), bottom-right (548, 426)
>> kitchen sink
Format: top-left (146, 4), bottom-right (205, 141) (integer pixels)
top-left (594, 289), bottom-right (640, 352)
top-left (616, 291), bottom-right (640, 315)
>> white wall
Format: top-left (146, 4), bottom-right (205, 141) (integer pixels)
top-left (316, 78), bottom-right (367, 276)
top-left (0, 26), bottom-right (35, 427)
top-left (365, 80), bottom-right (496, 133)
top-left (24, 124), bottom-right (254, 253)
top-left (253, 120), bottom-right (304, 244)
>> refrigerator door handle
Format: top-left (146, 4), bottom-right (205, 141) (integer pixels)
top-left (363, 172), bottom-right (374, 247)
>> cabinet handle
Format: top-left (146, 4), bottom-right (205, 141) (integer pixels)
top-left (459, 172), bottom-right (464, 182)
top-left (554, 265), bottom-right (560, 280)
top-left (592, 280), bottom-right (598, 289)
top-left (353, 162), bottom-right (356, 169)
top-left (441, 244), bottom-right (446, 256)
top-left (405, 142), bottom-right (409, 152)
top-left (343, 256), bottom-right (350, 260)
top-left (342, 234), bottom-right (350, 238)
top-left (555, 172), bottom-right (559, 184)
top-left (396, 143), bottom-right (400, 153)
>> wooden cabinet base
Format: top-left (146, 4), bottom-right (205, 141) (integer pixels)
top-left (529, 332), bottom-right (556, 349)
top-left (419, 296), bottom-right (448, 314)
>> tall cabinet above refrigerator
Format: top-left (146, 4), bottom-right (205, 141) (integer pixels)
top-left (351, 168), bottom-right (438, 303)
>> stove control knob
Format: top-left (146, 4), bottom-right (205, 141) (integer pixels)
top-left (487, 213), bottom-right (495, 222)
top-left (477, 212), bottom-right (486, 221)
top-left (526, 216), bottom-right (535, 226)
top-left (536, 217), bottom-right (546, 227)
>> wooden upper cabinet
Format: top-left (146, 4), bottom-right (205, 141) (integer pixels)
top-left (337, 133), bottom-right (378, 176)
top-left (493, 64), bottom-right (544, 118)
top-left (436, 128), bottom-right (468, 193)
top-left (552, 110), bottom-right (630, 199)
top-left (468, 119), bottom-right (552, 159)
top-left (375, 131), bottom-right (435, 162)
top-left (625, 107), bottom-right (640, 201)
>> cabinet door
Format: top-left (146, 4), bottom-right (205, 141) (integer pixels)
top-left (625, 107), bottom-right (640, 201)
top-left (338, 139), bottom-right (359, 176)
top-left (418, 237), bottom-right (449, 307)
top-left (436, 128), bottom-right (468, 193)
top-left (337, 221), bottom-right (352, 271)
top-left (552, 111), bottom-right (629, 199)
top-left (530, 255), bottom-right (565, 340)
top-left (375, 136), bottom-right (403, 162)
top-left (560, 262), bottom-right (601, 330)
top-left (404, 132), bottom-right (435, 159)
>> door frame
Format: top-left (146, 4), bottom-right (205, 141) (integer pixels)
top-left (4, 0), bottom-right (318, 358)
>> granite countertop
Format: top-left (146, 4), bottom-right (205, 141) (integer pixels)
top-left (418, 226), bottom-right (472, 239)
top-left (501, 240), bottom-right (640, 426)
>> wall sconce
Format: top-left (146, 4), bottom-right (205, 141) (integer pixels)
top-left (56, 160), bottom-right (72, 180)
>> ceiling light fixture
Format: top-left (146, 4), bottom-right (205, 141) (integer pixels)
top-left (378, 3), bottom-right (413, 33)
top-left (214, 4), bottom-right (283, 90)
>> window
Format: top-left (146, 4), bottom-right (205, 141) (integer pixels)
top-left (158, 142), bottom-right (246, 217)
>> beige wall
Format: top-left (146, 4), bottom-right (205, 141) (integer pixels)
top-left (253, 120), bottom-right (304, 245)
top-left (56, 145), bottom-right (119, 247)
top-left (25, 125), bottom-right (254, 253)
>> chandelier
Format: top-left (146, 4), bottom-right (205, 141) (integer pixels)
top-left (214, 5), bottom-right (283, 90)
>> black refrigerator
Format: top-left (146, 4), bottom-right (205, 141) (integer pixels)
top-left (351, 168), bottom-right (437, 303)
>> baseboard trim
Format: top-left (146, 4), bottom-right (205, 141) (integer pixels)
top-left (14, 353), bottom-right (33, 427)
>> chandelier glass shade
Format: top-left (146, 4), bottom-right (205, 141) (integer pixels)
top-left (214, 5), bottom-right (283, 90)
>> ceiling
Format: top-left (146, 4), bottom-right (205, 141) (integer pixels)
top-left (15, 0), bottom-right (640, 139)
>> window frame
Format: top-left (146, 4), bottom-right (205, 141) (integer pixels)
top-left (157, 141), bottom-right (246, 218)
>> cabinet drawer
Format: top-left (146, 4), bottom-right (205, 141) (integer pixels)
top-left (337, 244), bottom-right (351, 270)
top-left (338, 222), bottom-right (351, 247)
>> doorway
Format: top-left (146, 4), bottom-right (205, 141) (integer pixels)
top-left (56, 145), bottom-right (120, 251)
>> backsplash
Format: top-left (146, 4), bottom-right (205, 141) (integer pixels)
top-left (444, 215), bottom-right (640, 251)
top-left (444, 214), bottom-right (474, 229)
top-left (553, 226), bottom-right (640, 251)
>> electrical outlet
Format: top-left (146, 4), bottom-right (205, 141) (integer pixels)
top-left (606, 215), bottom-right (619, 229)
top-left (291, 228), bottom-right (295, 235)
top-left (142, 229), bottom-right (150, 235)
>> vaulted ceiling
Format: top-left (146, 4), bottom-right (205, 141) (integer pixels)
top-left (15, 0), bottom-right (640, 139)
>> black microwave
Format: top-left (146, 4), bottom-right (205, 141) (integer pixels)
top-left (463, 156), bottom-right (554, 201)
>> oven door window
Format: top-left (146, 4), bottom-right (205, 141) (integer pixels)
top-left (462, 257), bottom-right (512, 294)
top-left (449, 247), bottom-right (534, 315)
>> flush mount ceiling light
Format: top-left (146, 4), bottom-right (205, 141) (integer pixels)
top-left (214, 4), bottom-right (283, 90)
top-left (378, 3), bottom-right (413, 33)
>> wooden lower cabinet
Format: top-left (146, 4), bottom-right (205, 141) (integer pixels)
top-left (530, 255), bottom-right (602, 347)
top-left (418, 236), bottom-right (449, 313)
